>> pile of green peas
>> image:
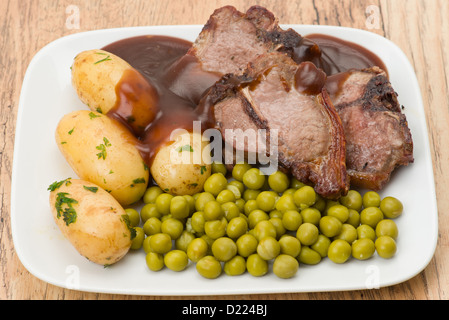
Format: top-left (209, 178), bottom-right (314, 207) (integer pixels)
top-left (125, 162), bottom-right (403, 279)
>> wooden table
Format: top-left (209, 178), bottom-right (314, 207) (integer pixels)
top-left (1, 0), bottom-right (447, 300)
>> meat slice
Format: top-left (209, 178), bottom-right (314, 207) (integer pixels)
top-left (166, 5), bottom-right (304, 103)
top-left (208, 52), bottom-right (349, 199)
top-left (325, 67), bottom-right (414, 190)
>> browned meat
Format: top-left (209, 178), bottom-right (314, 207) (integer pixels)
top-left (325, 67), bottom-right (414, 190)
top-left (208, 52), bottom-right (349, 199)
top-left (166, 5), bottom-right (304, 104)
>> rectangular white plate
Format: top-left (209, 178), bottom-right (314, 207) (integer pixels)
top-left (11, 25), bottom-right (438, 295)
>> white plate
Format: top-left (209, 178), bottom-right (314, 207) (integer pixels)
top-left (11, 25), bottom-right (437, 295)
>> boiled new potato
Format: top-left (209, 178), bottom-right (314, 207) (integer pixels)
top-left (56, 110), bottom-right (149, 206)
top-left (151, 131), bottom-right (212, 195)
top-left (71, 49), bottom-right (158, 136)
top-left (48, 178), bottom-right (133, 265)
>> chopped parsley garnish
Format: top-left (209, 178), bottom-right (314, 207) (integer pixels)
top-left (83, 185), bottom-right (98, 193)
top-left (47, 178), bottom-right (72, 191)
top-left (175, 144), bottom-right (194, 153)
top-left (55, 192), bottom-right (78, 226)
top-left (68, 128), bottom-right (74, 135)
top-left (61, 141), bottom-right (67, 145)
top-left (96, 137), bottom-right (111, 160)
top-left (89, 112), bottom-right (101, 119)
top-left (200, 165), bottom-right (207, 175)
top-left (121, 214), bottom-right (136, 240)
top-left (94, 55), bottom-right (112, 64)
top-left (96, 108), bottom-right (103, 114)
top-left (130, 177), bottom-right (146, 187)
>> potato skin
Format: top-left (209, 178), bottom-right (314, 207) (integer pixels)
top-left (56, 110), bottom-right (149, 206)
top-left (71, 49), bottom-right (130, 115)
top-left (71, 49), bottom-right (158, 136)
top-left (49, 179), bottom-right (133, 265)
top-left (151, 131), bottom-right (212, 195)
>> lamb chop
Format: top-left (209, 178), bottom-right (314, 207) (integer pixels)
top-left (325, 67), bottom-right (414, 190)
top-left (207, 52), bottom-right (349, 199)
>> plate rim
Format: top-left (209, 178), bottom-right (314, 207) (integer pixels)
top-left (11, 24), bottom-right (438, 295)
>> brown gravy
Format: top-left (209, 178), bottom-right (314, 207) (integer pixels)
top-left (101, 33), bottom-right (386, 167)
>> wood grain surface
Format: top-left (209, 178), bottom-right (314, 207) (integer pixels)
top-left (1, 0), bottom-right (448, 300)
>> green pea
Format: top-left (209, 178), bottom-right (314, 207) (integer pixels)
top-left (273, 254), bottom-right (299, 279)
top-left (279, 234), bottom-right (301, 258)
top-left (269, 217), bottom-right (286, 239)
top-left (204, 173), bottom-right (228, 197)
top-left (290, 177), bottom-right (306, 189)
top-left (236, 234), bottom-right (258, 257)
top-left (256, 191), bottom-right (277, 212)
top-left (175, 230), bottom-right (196, 252)
top-left (235, 198), bottom-right (245, 212)
top-left (143, 217), bottom-right (162, 236)
top-left (268, 171), bottom-right (290, 193)
top-left (195, 192), bottom-right (215, 211)
top-left (334, 224), bottom-right (357, 244)
top-left (346, 209), bottom-right (361, 228)
top-left (300, 207), bottom-right (321, 226)
top-left (244, 199), bottom-right (259, 216)
top-left (275, 194), bottom-right (297, 212)
top-left (196, 256), bottom-right (222, 279)
top-left (242, 168), bottom-right (266, 190)
top-left (212, 237), bottom-right (237, 262)
top-left (356, 224), bottom-right (376, 241)
top-left (161, 218), bottom-right (184, 240)
top-left (212, 161), bottom-right (227, 176)
top-left (187, 238), bottom-right (208, 262)
top-left (328, 239), bottom-right (351, 264)
top-left (282, 210), bottom-right (302, 231)
top-left (296, 222), bottom-right (319, 246)
top-left (375, 236), bottom-right (397, 259)
top-left (360, 207), bottom-right (384, 228)
top-left (246, 253), bottom-right (268, 277)
top-left (225, 185), bottom-right (241, 201)
top-left (145, 252), bottom-right (164, 271)
top-left (269, 209), bottom-right (283, 219)
top-left (319, 215), bottom-right (342, 238)
top-left (327, 204), bottom-right (349, 223)
top-left (130, 227), bottom-right (145, 250)
top-left (222, 202), bottom-right (241, 221)
top-left (243, 189), bottom-right (261, 202)
top-left (339, 190), bottom-right (363, 211)
top-left (224, 255), bottom-right (246, 276)
top-left (155, 193), bottom-right (173, 215)
top-left (297, 246), bottom-right (321, 265)
top-left (140, 203), bottom-right (161, 222)
top-left (311, 234), bottom-right (331, 258)
top-left (149, 233), bottom-right (172, 254)
top-left (293, 186), bottom-right (316, 208)
top-left (216, 189), bottom-right (236, 204)
top-left (352, 238), bottom-right (375, 260)
top-left (125, 208), bottom-right (140, 228)
top-left (164, 250), bottom-right (188, 272)
top-left (312, 195), bottom-right (327, 212)
top-left (362, 191), bottom-right (381, 208)
top-left (203, 200), bottom-right (224, 221)
top-left (375, 219), bottom-right (399, 239)
top-left (142, 235), bottom-right (153, 254)
top-left (247, 209), bottom-right (269, 229)
top-left (253, 220), bottom-right (277, 241)
top-left (170, 196), bottom-right (190, 220)
top-left (283, 188), bottom-right (297, 196)
top-left (183, 195), bottom-right (196, 214)
top-left (232, 162), bottom-right (252, 182)
top-left (204, 218), bottom-right (227, 239)
top-left (257, 236), bottom-right (280, 260)
top-left (190, 211), bottom-right (205, 234)
top-left (228, 180), bottom-right (245, 195)
top-left (380, 196), bottom-right (403, 219)
top-left (226, 217), bottom-right (248, 239)
top-left (143, 186), bottom-right (164, 204)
